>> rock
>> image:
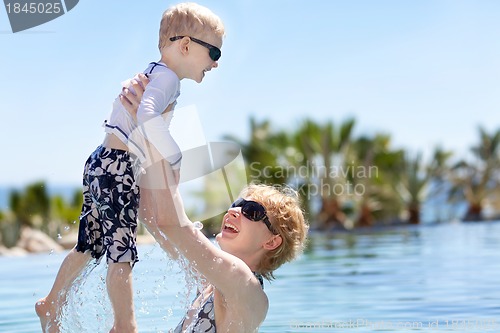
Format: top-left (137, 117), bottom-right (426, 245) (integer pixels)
top-left (0, 226), bottom-right (158, 256)
top-left (0, 245), bottom-right (28, 256)
top-left (16, 227), bottom-right (63, 253)
top-left (58, 232), bottom-right (78, 250)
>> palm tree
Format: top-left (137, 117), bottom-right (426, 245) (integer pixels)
top-left (224, 117), bottom-right (287, 185)
top-left (346, 134), bottom-right (404, 227)
top-left (397, 151), bottom-right (427, 224)
top-left (449, 127), bottom-right (500, 221)
top-left (396, 148), bottom-right (451, 224)
top-left (290, 118), bottom-right (355, 229)
top-left (288, 119), bottom-right (322, 224)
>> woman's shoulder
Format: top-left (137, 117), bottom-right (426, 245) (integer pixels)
top-left (219, 263), bottom-right (269, 312)
top-left (215, 279), bottom-right (269, 332)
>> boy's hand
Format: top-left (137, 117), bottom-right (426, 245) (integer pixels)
top-left (119, 73), bottom-right (149, 120)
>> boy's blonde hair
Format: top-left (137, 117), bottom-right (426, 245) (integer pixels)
top-left (158, 2), bottom-right (225, 51)
top-left (240, 184), bottom-right (309, 280)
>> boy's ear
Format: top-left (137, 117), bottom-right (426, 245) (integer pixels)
top-left (263, 234), bottom-right (282, 251)
top-left (179, 36), bottom-right (191, 55)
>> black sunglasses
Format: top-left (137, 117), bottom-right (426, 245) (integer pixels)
top-left (230, 198), bottom-right (277, 234)
top-left (169, 36), bottom-right (221, 61)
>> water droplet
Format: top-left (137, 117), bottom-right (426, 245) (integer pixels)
top-left (46, 312), bottom-right (50, 317)
top-left (49, 249), bottom-right (54, 255)
top-left (57, 234), bottom-right (62, 239)
top-left (72, 220), bottom-right (76, 224)
top-left (193, 221), bottom-right (203, 230)
top-left (64, 226), bottom-right (70, 231)
top-left (217, 258), bottom-right (223, 264)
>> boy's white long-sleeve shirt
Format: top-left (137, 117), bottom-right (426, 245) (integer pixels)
top-left (104, 62), bottom-right (182, 169)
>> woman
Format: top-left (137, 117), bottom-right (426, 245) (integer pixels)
top-left (122, 77), bottom-right (308, 332)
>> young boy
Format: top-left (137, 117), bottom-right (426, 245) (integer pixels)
top-left (35, 3), bottom-right (225, 332)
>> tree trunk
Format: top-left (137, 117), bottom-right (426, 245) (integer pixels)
top-left (318, 197), bottom-right (345, 229)
top-left (408, 203), bottom-right (420, 224)
top-left (463, 203), bottom-right (483, 222)
top-left (357, 203), bottom-right (373, 227)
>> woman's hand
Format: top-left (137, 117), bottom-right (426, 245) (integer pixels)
top-left (121, 73), bottom-right (181, 184)
top-left (119, 73), bottom-right (149, 120)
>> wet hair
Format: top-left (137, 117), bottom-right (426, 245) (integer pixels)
top-left (158, 2), bottom-right (225, 51)
top-left (240, 184), bottom-right (309, 280)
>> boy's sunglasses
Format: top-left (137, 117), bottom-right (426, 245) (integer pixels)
top-left (230, 198), bottom-right (277, 234)
top-left (170, 36), bottom-right (221, 61)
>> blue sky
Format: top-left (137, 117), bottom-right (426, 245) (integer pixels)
top-left (1, 0), bottom-right (499, 186)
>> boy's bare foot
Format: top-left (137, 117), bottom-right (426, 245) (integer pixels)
top-left (35, 297), bottom-right (60, 333)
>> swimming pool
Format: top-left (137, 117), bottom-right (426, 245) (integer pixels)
top-left (1, 221), bottom-right (499, 332)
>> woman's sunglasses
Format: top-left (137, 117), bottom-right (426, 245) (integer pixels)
top-left (170, 36), bottom-right (221, 61)
top-left (230, 198), bottom-right (277, 234)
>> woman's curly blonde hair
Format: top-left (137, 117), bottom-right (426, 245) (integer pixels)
top-left (240, 184), bottom-right (309, 280)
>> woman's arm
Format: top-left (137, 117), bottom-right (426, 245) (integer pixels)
top-left (139, 181), bottom-right (268, 328)
top-left (138, 161), bottom-right (262, 297)
top-left (121, 85), bottom-right (264, 302)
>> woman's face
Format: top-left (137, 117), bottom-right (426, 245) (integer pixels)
top-left (215, 197), bottom-right (275, 262)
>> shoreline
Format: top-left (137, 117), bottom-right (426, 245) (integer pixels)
top-left (0, 227), bottom-right (157, 257)
top-left (3, 219), bottom-right (500, 257)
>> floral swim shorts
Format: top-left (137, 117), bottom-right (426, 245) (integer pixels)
top-left (76, 146), bottom-right (140, 266)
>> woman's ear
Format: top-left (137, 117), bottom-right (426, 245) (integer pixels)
top-left (263, 234), bottom-right (282, 251)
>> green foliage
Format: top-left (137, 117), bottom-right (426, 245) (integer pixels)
top-left (9, 181), bottom-right (50, 228)
top-left (449, 126), bottom-right (500, 220)
top-left (51, 188), bottom-right (83, 225)
top-left (1, 182), bottom-right (82, 247)
top-left (1, 120), bottom-right (498, 249)
top-left (0, 209), bottom-right (21, 248)
top-left (224, 117), bottom-right (289, 185)
top-left (226, 116), bottom-right (500, 227)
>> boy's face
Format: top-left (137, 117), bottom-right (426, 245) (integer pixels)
top-left (185, 34), bottom-right (222, 83)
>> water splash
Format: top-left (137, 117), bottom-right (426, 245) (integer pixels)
top-left (51, 242), bottom-right (207, 332)
top-left (212, 257), bottom-right (223, 264)
top-left (193, 221), bottom-right (203, 230)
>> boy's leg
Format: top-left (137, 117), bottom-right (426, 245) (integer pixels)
top-left (35, 247), bottom-right (92, 333)
top-left (107, 262), bottom-right (137, 333)
top-left (36, 146), bottom-right (106, 332)
top-left (101, 147), bottom-right (140, 333)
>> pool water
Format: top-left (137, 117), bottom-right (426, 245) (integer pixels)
top-left (1, 221), bottom-right (499, 332)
